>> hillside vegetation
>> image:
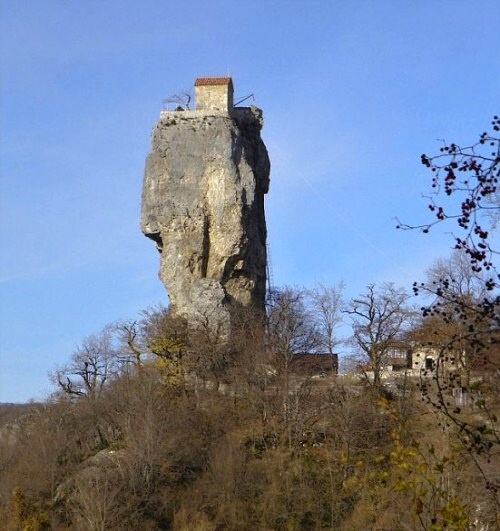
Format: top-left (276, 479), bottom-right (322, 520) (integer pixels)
top-left (0, 296), bottom-right (498, 530)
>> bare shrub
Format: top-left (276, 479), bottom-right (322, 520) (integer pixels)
top-left (68, 466), bottom-right (127, 531)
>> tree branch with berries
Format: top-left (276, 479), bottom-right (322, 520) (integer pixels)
top-left (398, 116), bottom-right (500, 497)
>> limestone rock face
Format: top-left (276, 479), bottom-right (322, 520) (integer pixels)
top-left (141, 107), bottom-right (270, 331)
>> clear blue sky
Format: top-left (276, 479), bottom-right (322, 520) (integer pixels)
top-left (1, 1), bottom-right (499, 402)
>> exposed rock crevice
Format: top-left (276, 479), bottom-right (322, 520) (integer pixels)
top-left (145, 231), bottom-right (163, 253)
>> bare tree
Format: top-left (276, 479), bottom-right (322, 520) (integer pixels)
top-left (114, 320), bottom-right (147, 369)
top-left (162, 91), bottom-right (192, 110)
top-left (54, 328), bottom-right (118, 400)
top-left (228, 305), bottom-right (268, 390)
top-left (266, 288), bottom-right (319, 448)
top-left (307, 282), bottom-right (344, 373)
top-left (188, 308), bottom-right (231, 390)
top-left (425, 249), bottom-right (487, 302)
top-left (344, 284), bottom-right (413, 387)
top-left (267, 288), bottom-right (318, 374)
top-left (69, 466), bottom-right (126, 531)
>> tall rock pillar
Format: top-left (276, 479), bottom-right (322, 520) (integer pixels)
top-left (141, 77), bottom-right (270, 333)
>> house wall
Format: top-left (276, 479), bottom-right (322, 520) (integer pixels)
top-left (410, 347), bottom-right (438, 372)
top-left (195, 84), bottom-right (233, 112)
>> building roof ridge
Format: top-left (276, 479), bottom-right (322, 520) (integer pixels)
top-left (195, 76), bottom-right (233, 87)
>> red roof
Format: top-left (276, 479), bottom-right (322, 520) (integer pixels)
top-left (195, 77), bottom-right (233, 87)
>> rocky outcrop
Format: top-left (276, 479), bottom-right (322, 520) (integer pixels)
top-left (141, 107), bottom-right (270, 333)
